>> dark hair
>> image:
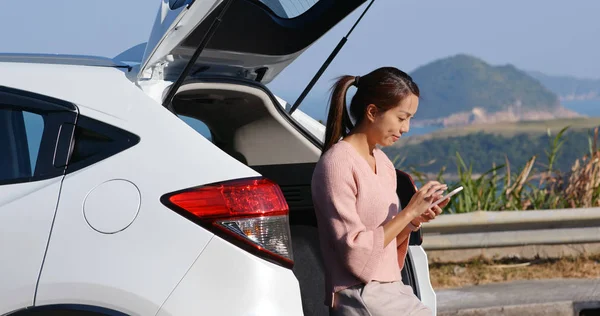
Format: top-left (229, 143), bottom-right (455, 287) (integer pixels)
top-left (322, 67), bottom-right (420, 153)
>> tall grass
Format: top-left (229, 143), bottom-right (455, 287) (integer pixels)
top-left (400, 127), bottom-right (600, 213)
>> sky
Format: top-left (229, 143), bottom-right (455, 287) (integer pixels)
top-left (1, 0), bottom-right (599, 117)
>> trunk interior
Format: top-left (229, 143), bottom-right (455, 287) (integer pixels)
top-left (173, 80), bottom-right (321, 166)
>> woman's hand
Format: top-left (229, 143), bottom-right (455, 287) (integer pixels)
top-left (412, 205), bottom-right (443, 224)
top-left (411, 190), bottom-right (450, 225)
top-left (384, 181), bottom-right (445, 246)
top-left (385, 181), bottom-right (447, 246)
top-left (404, 181), bottom-right (447, 219)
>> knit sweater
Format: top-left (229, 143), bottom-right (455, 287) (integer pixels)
top-left (311, 140), bottom-right (409, 307)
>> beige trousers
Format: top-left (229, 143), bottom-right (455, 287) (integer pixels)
top-left (329, 281), bottom-right (432, 316)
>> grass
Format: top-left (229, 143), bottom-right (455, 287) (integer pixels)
top-left (399, 126), bottom-right (600, 213)
top-left (429, 254), bottom-right (600, 289)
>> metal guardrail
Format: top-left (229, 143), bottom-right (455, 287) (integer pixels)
top-left (421, 208), bottom-right (600, 250)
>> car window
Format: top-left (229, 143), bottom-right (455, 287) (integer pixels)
top-left (179, 115), bottom-right (212, 141)
top-left (0, 109), bottom-right (44, 181)
top-left (258, 0), bottom-right (319, 18)
top-left (23, 111), bottom-right (44, 172)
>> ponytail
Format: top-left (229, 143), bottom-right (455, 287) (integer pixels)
top-left (323, 75), bottom-right (356, 154)
top-left (321, 67), bottom-right (420, 155)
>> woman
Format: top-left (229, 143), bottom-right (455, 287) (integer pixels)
top-left (311, 67), bottom-right (448, 316)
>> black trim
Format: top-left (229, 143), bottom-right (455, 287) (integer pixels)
top-left (35, 112), bottom-right (77, 179)
top-left (401, 251), bottom-right (422, 299)
top-left (396, 169), bottom-right (423, 246)
top-left (6, 304), bottom-right (128, 316)
top-left (0, 89), bottom-right (77, 186)
top-left (289, 225), bottom-right (328, 316)
top-left (175, 76), bottom-right (324, 150)
top-left (252, 163), bottom-right (318, 227)
top-left (254, 67), bottom-right (268, 82)
top-left (7, 110), bottom-right (31, 177)
top-left (183, 0), bottom-right (365, 56)
top-left (65, 116), bottom-right (140, 175)
top-left (0, 86), bottom-right (77, 112)
top-left (251, 163), bottom-right (317, 186)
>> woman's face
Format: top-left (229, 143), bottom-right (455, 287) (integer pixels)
top-left (367, 94), bottom-right (419, 147)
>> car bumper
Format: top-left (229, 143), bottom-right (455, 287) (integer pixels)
top-left (157, 236), bottom-right (304, 316)
top-left (409, 246), bottom-right (437, 315)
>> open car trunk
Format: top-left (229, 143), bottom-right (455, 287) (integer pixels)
top-left (137, 0), bottom-right (367, 91)
top-left (171, 78), bottom-right (426, 316)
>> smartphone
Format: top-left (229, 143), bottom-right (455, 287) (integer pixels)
top-left (430, 186), bottom-right (463, 207)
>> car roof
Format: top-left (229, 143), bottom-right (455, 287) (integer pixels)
top-left (0, 53), bottom-right (133, 70)
top-left (0, 54), bottom-right (155, 122)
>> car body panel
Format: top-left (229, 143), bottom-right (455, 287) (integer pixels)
top-left (0, 60), bottom-right (299, 315)
top-left (157, 237), bottom-right (304, 316)
top-left (0, 178), bottom-right (62, 315)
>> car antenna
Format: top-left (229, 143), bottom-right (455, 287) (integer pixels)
top-left (162, 0), bottom-right (235, 111)
top-left (288, 0), bottom-right (375, 115)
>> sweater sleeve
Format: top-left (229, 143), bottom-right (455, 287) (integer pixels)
top-left (396, 231), bottom-right (410, 271)
top-left (312, 158), bottom-right (386, 283)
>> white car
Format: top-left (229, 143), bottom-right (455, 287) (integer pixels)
top-left (0, 1), bottom-right (436, 315)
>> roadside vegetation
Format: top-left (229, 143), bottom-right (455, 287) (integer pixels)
top-left (396, 127), bottom-right (600, 213)
top-left (385, 118), bottom-right (600, 174)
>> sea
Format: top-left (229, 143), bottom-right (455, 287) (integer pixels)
top-left (562, 99), bottom-right (600, 117)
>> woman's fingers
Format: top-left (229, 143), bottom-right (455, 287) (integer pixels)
top-left (431, 205), bottom-right (443, 215)
top-left (409, 181), bottom-right (449, 217)
top-left (418, 216), bottom-right (431, 223)
top-left (424, 184), bottom-right (447, 198)
top-left (422, 210), bottom-right (435, 220)
top-left (419, 181), bottom-right (439, 192)
top-left (417, 207), bottom-right (441, 224)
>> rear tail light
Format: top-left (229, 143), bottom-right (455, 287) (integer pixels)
top-left (161, 177), bottom-right (294, 268)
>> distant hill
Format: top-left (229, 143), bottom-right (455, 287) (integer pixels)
top-left (527, 70), bottom-right (600, 101)
top-left (409, 54), bottom-right (579, 127)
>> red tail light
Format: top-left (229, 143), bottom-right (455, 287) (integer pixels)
top-left (161, 177), bottom-right (294, 268)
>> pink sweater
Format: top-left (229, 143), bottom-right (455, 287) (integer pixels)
top-left (311, 141), bottom-right (409, 306)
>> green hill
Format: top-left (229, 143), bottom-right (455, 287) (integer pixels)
top-left (410, 54), bottom-right (563, 122)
